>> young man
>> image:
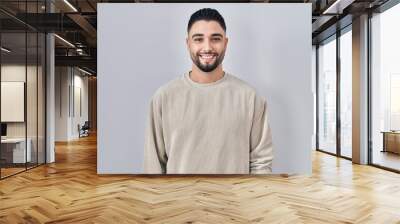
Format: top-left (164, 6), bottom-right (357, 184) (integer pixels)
top-left (144, 8), bottom-right (273, 174)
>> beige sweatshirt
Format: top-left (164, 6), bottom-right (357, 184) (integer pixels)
top-left (144, 72), bottom-right (273, 174)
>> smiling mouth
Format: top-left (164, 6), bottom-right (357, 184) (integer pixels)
top-left (199, 53), bottom-right (217, 63)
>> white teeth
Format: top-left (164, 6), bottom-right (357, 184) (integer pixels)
top-left (200, 54), bottom-right (215, 59)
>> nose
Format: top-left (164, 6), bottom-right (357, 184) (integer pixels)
top-left (203, 39), bottom-right (212, 51)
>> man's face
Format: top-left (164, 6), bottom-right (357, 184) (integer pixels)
top-left (187, 20), bottom-right (228, 73)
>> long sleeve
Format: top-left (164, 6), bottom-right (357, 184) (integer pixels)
top-left (249, 96), bottom-right (273, 174)
top-left (143, 95), bottom-right (167, 174)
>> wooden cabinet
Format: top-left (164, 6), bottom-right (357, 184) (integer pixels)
top-left (382, 132), bottom-right (400, 154)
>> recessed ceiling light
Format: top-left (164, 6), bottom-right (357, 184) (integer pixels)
top-left (63, 0), bottom-right (78, 12)
top-left (78, 67), bottom-right (93, 76)
top-left (322, 0), bottom-right (354, 15)
top-left (1, 47), bottom-right (11, 53)
top-left (54, 34), bottom-right (75, 48)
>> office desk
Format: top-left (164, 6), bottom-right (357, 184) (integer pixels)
top-left (1, 138), bottom-right (32, 163)
top-left (382, 131), bottom-right (400, 154)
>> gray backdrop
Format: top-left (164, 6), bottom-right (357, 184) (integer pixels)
top-left (98, 3), bottom-right (313, 174)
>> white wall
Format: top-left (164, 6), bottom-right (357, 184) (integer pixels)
top-left (1, 66), bottom-right (26, 127)
top-left (1, 82), bottom-right (24, 122)
top-left (55, 67), bottom-right (89, 141)
top-left (55, 67), bottom-right (69, 141)
top-left (98, 3), bottom-right (313, 174)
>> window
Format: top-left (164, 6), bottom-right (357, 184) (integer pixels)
top-left (339, 28), bottom-right (352, 158)
top-left (371, 3), bottom-right (400, 171)
top-left (318, 36), bottom-right (337, 154)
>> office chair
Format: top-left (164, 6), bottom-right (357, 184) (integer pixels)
top-left (79, 121), bottom-right (90, 138)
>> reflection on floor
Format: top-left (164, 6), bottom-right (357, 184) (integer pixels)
top-left (0, 162), bottom-right (40, 178)
top-left (0, 167), bottom-right (25, 178)
top-left (341, 147), bottom-right (352, 158)
top-left (373, 150), bottom-right (400, 171)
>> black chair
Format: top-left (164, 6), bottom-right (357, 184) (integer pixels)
top-left (79, 121), bottom-right (90, 138)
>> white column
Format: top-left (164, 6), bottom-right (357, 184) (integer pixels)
top-left (352, 14), bottom-right (369, 164)
top-left (46, 33), bottom-right (55, 163)
top-left (46, 0), bottom-right (56, 163)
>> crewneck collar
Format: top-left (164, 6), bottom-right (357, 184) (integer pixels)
top-left (184, 71), bottom-right (229, 87)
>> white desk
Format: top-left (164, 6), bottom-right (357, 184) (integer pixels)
top-left (1, 138), bottom-right (32, 163)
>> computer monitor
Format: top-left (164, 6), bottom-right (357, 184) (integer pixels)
top-left (1, 123), bottom-right (7, 137)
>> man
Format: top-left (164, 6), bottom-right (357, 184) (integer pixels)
top-left (144, 8), bottom-right (273, 174)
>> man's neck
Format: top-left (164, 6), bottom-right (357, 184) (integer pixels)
top-left (189, 65), bottom-right (225, 84)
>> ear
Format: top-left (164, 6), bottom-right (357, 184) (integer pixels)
top-left (186, 37), bottom-right (189, 49)
top-left (225, 37), bottom-right (229, 48)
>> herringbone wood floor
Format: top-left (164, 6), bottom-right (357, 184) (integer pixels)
top-left (1, 134), bottom-right (400, 224)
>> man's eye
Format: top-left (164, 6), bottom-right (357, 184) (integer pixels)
top-left (194, 39), bottom-right (202, 42)
top-left (212, 38), bottom-right (221, 41)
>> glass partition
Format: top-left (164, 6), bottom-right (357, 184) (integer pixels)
top-left (27, 31), bottom-right (38, 169)
top-left (0, 31), bottom-right (28, 177)
top-left (38, 32), bottom-right (45, 165)
top-left (0, 1), bottom-right (46, 179)
top-left (318, 36), bottom-right (337, 155)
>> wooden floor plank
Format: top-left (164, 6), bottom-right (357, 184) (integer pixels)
top-left (0, 134), bottom-right (400, 223)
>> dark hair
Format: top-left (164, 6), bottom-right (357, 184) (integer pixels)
top-left (187, 8), bottom-right (226, 33)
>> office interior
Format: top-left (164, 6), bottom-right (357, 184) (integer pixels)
top-left (0, 0), bottom-right (97, 179)
top-left (0, 0), bottom-right (399, 223)
top-left (315, 3), bottom-right (400, 172)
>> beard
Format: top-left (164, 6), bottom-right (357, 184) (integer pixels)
top-left (190, 50), bottom-right (225, 73)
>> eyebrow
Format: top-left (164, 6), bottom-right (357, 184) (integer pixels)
top-left (211, 34), bottom-right (223, 38)
top-left (191, 34), bottom-right (203, 38)
top-left (191, 33), bottom-right (224, 39)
